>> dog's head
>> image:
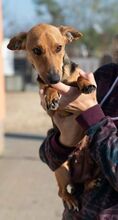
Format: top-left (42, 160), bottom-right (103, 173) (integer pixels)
top-left (7, 24), bottom-right (82, 84)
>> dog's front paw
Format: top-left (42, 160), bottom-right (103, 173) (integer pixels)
top-left (59, 189), bottom-right (78, 211)
top-left (47, 98), bottom-right (59, 110)
top-left (45, 87), bottom-right (60, 111)
top-left (77, 76), bottom-right (96, 94)
top-left (81, 84), bottom-right (96, 94)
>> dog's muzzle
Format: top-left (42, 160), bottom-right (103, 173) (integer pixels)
top-left (47, 71), bottom-right (60, 84)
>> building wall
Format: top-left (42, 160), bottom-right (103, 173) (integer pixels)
top-left (0, 0), bottom-right (5, 155)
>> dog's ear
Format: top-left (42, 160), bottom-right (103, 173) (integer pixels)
top-left (59, 26), bottom-right (83, 43)
top-left (7, 32), bottom-right (27, 50)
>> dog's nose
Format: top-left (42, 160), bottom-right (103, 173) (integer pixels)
top-left (47, 71), bottom-right (60, 84)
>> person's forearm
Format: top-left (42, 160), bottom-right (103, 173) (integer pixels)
top-left (76, 105), bottom-right (118, 191)
top-left (39, 129), bottom-right (75, 171)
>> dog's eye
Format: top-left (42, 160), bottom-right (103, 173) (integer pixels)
top-left (32, 47), bottom-right (42, 56)
top-left (56, 45), bottom-right (62, 53)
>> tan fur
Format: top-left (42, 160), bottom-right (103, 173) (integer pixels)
top-left (7, 23), bottom-right (97, 209)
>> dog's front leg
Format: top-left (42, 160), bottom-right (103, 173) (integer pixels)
top-left (64, 67), bottom-right (96, 94)
top-left (38, 77), bottom-right (60, 112)
top-left (55, 161), bottom-right (78, 210)
top-left (44, 87), bottom-right (60, 111)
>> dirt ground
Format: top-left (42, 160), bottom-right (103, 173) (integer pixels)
top-left (5, 91), bottom-right (52, 135)
top-left (1, 91), bottom-right (63, 220)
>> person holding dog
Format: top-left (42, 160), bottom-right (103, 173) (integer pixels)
top-left (39, 62), bottom-right (118, 220)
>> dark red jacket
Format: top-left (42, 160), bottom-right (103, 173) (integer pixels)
top-left (39, 63), bottom-right (118, 220)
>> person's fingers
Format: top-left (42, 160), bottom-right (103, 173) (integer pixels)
top-left (79, 70), bottom-right (97, 87)
top-left (59, 87), bottom-right (80, 108)
top-left (52, 71), bottom-right (96, 94)
top-left (51, 82), bottom-right (81, 101)
top-left (79, 69), bottom-right (93, 79)
top-left (39, 88), bottom-right (47, 110)
top-left (49, 70), bottom-right (97, 110)
top-left (51, 82), bottom-right (71, 94)
top-left (87, 73), bottom-right (97, 87)
top-left (79, 69), bottom-right (89, 78)
top-left (39, 88), bottom-right (44, 99)
top-left (39, 89), bottom-right (44, 95)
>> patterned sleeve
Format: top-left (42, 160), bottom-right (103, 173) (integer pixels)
top-left (39, 128), bottom-right (75, 171)
top-left (77, 104), bottom-right (118, 191)
top-left (87, 117), bottom-right (118, 191)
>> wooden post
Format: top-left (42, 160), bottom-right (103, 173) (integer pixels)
top-left (0, 0), bottom-right (5, 155)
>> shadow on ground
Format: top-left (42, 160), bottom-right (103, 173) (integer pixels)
top-left (5, 132), bottom-right (45, 141)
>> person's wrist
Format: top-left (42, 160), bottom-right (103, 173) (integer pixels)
top-left (76, 104), bottom-right (105, 131)
top-left (83, 101), bottom-right (98, 112)
top-left (59, 135), bottom-right (74, 148)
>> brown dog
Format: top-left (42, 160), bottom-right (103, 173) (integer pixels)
top-left (7, 23), bottom-right (97, 209)
top-left (7, 24), bottom-right (95, 110)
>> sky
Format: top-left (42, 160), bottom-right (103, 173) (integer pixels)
top-left (2, 0), bottom-right (117, 37)
top-left (3, 0), bottom-right (37, 23)
top-left (2, 0), bottom-right (44, 36)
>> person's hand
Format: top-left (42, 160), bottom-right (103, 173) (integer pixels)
top-left (39, 70), bottom-right (98, 147)
top-left (51, 70), bottom-right (98, 113)
top-left (39, 88), bottom-right (81, 147)
top-left (52, 71), bottom-right (98, 146)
